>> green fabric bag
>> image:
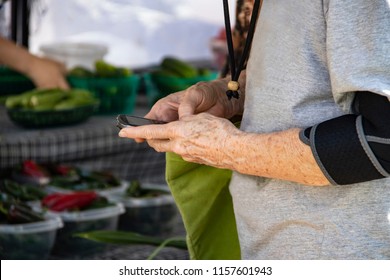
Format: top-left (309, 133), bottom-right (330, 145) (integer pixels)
top-left (165, 152), bottom-right (241, 260)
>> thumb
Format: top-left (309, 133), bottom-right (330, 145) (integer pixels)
top-left (178, 91), bottom-right (203, 119)
top-left (178, 100), bottom-right (196, 119)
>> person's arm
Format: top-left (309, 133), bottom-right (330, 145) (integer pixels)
top-left (0, 37), bottom-right (69, 89)
top-left (120, 111), bottom-right (329, 186)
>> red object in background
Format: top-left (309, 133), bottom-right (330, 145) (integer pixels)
top-left (42, 191), bottom-right (98, 212)
top-left (21, 160), bottom-right (48, 178)
top-left (210, 27), bottom-right (228, 71)
top-left (53, 164), bottom-right (73, 176)
top-left (216, 27), bottom-right (227, 40)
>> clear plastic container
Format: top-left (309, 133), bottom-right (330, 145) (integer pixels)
top-left (45, 180), bottom-right (129, 197)
top-left (40, 42), bottom-right (108, 70)
top-left (0, 214), bottom-right (63, 260)
top-left (107, 184), bottom-right (179, 236)
top-left (51, 203), bottom-right (124, 258)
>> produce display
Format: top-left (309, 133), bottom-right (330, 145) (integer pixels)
top-left (0, 179), bottom-right (46, 203)
top-left (67, 60), bottom-right (138, 114)
top-left (47, 165), bottom-right (126, 195)
top-left (0, 159), bottom-right (178, 258)
top-left (10, 160), bottom-right (125, 195)
top-left (11, 160), bottom-right (50, 185)
top-left (153, 57), bottom-right (210, 79)
top-left (125, 180), bottom-right (169, 198)
top-left (0, 197), bottom-right (45, 224)
top-left (146, 56), bottom-right (217, 105)
top-left (41, 191), bottom-right (114, 212)
top-left (5, 88), bottom-right (99, 128)
top-left (5, 88), bottom-right (98, 111)
top-left (68, 59), bottom-right (132, 78)
top-left (0, 195), bottom-right (62, 260)
top-left (107, 180), bottom-right (178, 236)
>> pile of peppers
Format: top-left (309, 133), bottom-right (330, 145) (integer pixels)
top-left (41, 191), bottom-right (113, 212)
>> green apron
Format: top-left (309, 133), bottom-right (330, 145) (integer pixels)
top-left (165, 152), bottom-right (241, 260)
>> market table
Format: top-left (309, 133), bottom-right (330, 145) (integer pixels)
top-left (0, 100), bottom-right (166, 183)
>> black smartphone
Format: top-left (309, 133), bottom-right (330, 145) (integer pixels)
top-left (116, 115), bottom-right (167, 129)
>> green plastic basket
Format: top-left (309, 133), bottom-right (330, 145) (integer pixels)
top-left (67, 75), bottom-right (140, 115)
top-left (143, 71), bottom-right (218, 107)
top-left (7, 104), bottom-right (98, 128)
top-left (0, 67), bottom-right (35, 96)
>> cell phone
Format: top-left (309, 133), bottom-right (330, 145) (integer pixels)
top-left (116, 115), bottom-right (167, 129)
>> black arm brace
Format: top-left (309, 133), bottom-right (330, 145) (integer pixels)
top-left (300, 91), bottom-right (390, 185)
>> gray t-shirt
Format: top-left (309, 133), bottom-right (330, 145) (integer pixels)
top-left (229, 0), bottom-right (390, 259)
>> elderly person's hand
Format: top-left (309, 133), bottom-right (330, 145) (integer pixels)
top-left (145, 74), bottom-right (246, 122)
top-left (119, 112), bottom-right (242, 168)
top-left (127, 74), bottom-right (245, 144)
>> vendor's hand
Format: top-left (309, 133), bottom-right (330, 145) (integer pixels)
top-left (119, 113), bottom-right (242, 168)
top-left (27, 56), bottom-right (70, 90)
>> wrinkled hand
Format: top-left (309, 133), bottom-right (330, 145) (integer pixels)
top-left (145, 78), bottom-right (243, 122)
top-left (119, 113), bottom-right (242, 168)
top-left (27, 56), bottom-right (70, 90)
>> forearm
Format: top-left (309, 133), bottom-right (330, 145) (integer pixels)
top-left (223, 127), bottom-right (330, 186)
top-left (0, 37), bottom-right (35, 75)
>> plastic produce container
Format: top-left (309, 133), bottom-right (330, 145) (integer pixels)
top-left (107, 184), bottom-right (179, 236)
top-left (40, 42), bottom-right (108, 70)
top-left (0, 214), bottom-right (63, 260)
top-left (68, 75), bottom-right (139, 114)
top-left (51, 203), bottom-right (124, 258)
top-left (45, 180), bottom-right (129, 197)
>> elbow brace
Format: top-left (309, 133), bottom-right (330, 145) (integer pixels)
top-left (300, 91), bottom-right (390, 185)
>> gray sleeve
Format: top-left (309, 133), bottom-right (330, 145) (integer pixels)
top-left (325, 0), bottom-right (390, 104)
top-left (300, 1), bottom-right (390, 185)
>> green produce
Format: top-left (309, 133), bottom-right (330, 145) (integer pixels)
top-left (0, 180), bottom-right (46, 202)
top-left (95, 60), bottom-right (132, 78)
top-left (160, 57), bottom-right (198, 78)
top-left (69, 60), bottom-right (132, 78)
top-left (5, 88), bottom-right (98, 111)
top-left (75, 230), bottom-right (187, 259)
top-left (49, 166), bottom-right (122, 191)
top-left (54, 96), bottom-right (98, 110)
top-left (76, 230), bottom-right (187, 249)
top-left (5, 89), bottom-right (52, 109)
top-left (197, 67), bottom-right (212, 76)
top-left (30, 91), bottom-right (67, 109)
top-left (125, 180), bottom-right (168, 198)
top-left (0, 198), bottom-right (45, 224)
top-left (68, 66), bottom-right (94, 77)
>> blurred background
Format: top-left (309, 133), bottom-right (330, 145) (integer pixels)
top-left (1, 0), bottom-right (235, 68)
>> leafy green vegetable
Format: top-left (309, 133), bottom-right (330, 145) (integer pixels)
top-left (75, 230), bottom-right (187, 259)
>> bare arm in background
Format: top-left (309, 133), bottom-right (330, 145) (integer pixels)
top-left (0, 37), bottom-right (69, 89)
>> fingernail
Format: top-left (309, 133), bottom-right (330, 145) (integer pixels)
top-left (118, 130), bottom-right (126, 137)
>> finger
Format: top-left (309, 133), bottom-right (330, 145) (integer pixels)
top-left (118, 124), bottom-right (171, 140)
top-left (147, 139), bottom-right (172, 153)
top-left (134, 138), bottom-right (146, 143)
top-left (59, 79), bottom-right (70, 90)
top-left (178, 91), bottom-right (199, 118)
top-left (144, 101), bottom-right (179, 121)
